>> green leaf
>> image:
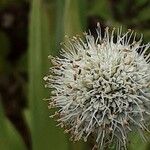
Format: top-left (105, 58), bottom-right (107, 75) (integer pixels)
top-left (55, 0), bottom-right (65, 50)
top-left (28, 0), bottom-right (69, 150)
top-left (64, 0), bottom-right (82, 37)
top-left (0, 99), bottom-right (26, 150)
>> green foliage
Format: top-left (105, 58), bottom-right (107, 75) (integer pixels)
top-left (64, 0), bottom-right (82, 36)
top-left (28, 0), bottom-right (68, 150)
top-left (0, 100), bottom-right (26, 150)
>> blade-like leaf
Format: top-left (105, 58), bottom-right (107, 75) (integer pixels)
top-left (64, 0), bottom-right (82, 36)
top-left (0, 99), bottom-right (26, 150)
top-left (28, 0), bottom-right (68, 150)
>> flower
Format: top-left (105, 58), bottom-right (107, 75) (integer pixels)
top-left (44, 23), bottom-right (150, 150)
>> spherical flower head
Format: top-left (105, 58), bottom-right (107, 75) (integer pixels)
top-left (44, 23), bottom-right (150, 150)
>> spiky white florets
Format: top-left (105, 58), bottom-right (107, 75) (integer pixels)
top-left (44, 24), bottom-right (150, 150)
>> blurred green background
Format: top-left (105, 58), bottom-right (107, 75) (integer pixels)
top-left (0, 0), bottom-right (149, 150)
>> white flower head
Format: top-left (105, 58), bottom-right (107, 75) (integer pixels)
top-left (44, 23), bottom-right (150, 150)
